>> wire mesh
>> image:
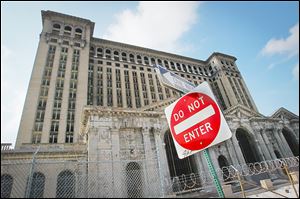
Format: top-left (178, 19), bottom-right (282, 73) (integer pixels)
top-left (1, 150), bottom-right (299, 198)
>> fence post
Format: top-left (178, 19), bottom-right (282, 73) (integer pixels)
top-left (231, 165), bottom-right (246, 198)
top-left (25, 146), bottom-right (40, 198)
top-left (155, 136), bottom-right (165, 198)
top-left (283, 164), bottom-right (299, 198)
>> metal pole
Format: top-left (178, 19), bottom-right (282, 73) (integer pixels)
top-left (25, 146), bottom-right (40, 198)
top-left (230, 165), bottom-right (246, 198)
top-left (155, 134), bottom-right (165, 198)
top-left (284, 165), bottom-right (299, 198)
top-left (236, 172), bottom-right (246, 198)
top-left (203, 148), bottom-right (225, 198)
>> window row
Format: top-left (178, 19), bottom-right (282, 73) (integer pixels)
top-left (89, 47), bottom-right (211, 76)
top-left (52, 23), bottom-right (82, 39)
top-left (1, 170), bottom-right (76, 198)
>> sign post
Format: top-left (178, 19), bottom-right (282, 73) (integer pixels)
top-left (155, 64), bottom-right (231, 198)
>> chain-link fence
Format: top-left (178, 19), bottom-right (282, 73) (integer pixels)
top-left (1, 148), bottom-right (299, 198)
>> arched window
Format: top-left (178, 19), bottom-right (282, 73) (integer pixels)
top-left (53, 24), bottom-right (61, 35)
top-left (1, 174), bottom-right (13, 198)
top-left (170, 62), bottom-right (175, 70)
top-left (56, 170), bottom-right (75, 198)
top-left (137, 55), bottom-right (142, 64)
top-left (28, 172), bottom-right (45, 198)
top-left (187, 65), bottom-right (192, 73)
top-left (157, 59), bottom-right (162, 65)
top-left (182, 64), bottom-right (187, 72)
top-left (198, 67), bottom-right (203, 75)
top-left (114, 51), bottom-right (119, 61)
top-left (74, 28), bottom-right (82, 39)
top-left (53, 24), bottom-right (61, 29)
top-left (164, 60), bottom-right (169, 69)
top-left (129, 54), bottom-right (135, 62)
top-left (203, 68), bottom-right (208, 76)
top-left (64, 26), bottom-right (72, 36)
top-left (192, 66), bottom-right (198, 74)
top-left (97, 48), bottom-right (103, 57)
top-left (176, 63), bottom-right (181, 71)
top-left (121, 52), bottom-right (127, 62)
top-left (105, 49), bottom-right (111, 59)
top-left (144, 56), bottom-right (149, 65)
top-left (150, 58), bottom-right (156, 66)
top-left (75, 28), bottom-right (82, 34)
top-left (126, 162), bottom-right (143, 198)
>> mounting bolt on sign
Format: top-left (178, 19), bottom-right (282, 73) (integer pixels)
top-left (164, 81), bottom-right (232, 159)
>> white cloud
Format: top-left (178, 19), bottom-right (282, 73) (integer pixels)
top-left (261, 23), bottom-right (299, 57)
top-left (261, 23), bottom-right (299, 81)
top-left (293, 63), bottom-right (299, 81)
top-left (103, 1), bottom-right (200, 53)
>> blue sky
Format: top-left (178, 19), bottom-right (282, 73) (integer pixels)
top-left (1, 1), bottom-right (299, 146)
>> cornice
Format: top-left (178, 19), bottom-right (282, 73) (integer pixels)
top-left (91, 38), bottom-right (208, 65)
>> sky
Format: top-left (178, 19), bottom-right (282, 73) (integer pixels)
top-left (1, 1), bottom-right (299, 146)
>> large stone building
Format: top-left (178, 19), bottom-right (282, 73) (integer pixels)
top-left (1, 10), bottom-right (299, 198)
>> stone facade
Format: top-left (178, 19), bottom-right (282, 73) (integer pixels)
top-left (1, 10), bottom-right (299, 198)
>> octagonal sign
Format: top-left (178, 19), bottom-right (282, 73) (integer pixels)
top-left (165, 82), bottom-right (232, 159)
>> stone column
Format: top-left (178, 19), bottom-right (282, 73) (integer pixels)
top-left (129, 70), bottom-right (136, 108)
top-left (145, 72), bottom-right (153, 104)
top-left (152, 73), bottom-right (160, 102)
top-left (102, 65), bottom-right (107, 107)
top-left (120, 68), bottom-right (127, 108)
top-left (142, 127), bottom-right (156, 196)
top-left (251, 126), bottom-right (266, 161)
top-left (261, 131), bottom-right (277, 160)
top-left (231, 135), bottom-right (247, 165)
top-left (225, 139), bottom-right (240, 166)
top-left (111, 128), bottom-right (122, 197)
top-left (142, 127), bottom-right (152, 160)
top-left (256, 129), bottom-right (272, 160)
top-left (274, 129), bottom-right (289, 158)
top-left (87, 126), bottom-right (99, 198)
top-left (154, 128), bottom-right (170, 196)
top-left (111, 67), bottom-right (117, 107)
top-left (137, 71), bottom-right (144, 107)
top-left (278, 129), bottom-right (294, 157)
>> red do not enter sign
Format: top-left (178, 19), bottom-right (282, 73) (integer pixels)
top-left (170, 92), bottom-right (221, 151)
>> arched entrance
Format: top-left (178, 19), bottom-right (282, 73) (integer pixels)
top-left (1, 174), bottom-right (13, 198)
top-left (218, 155), bottom-right (232, 183)
top-left (164, 131), bottom-right (200, 191)
top-left (236, 128), bottom-right (261, 164)
top-left (56, 170), bottom-right (75, 198)
top-left (28, 172), bottom-right (45, 198)
top-left (282, 128), bottom-right (299, 156)
top-left (126, 162), bottom-right (143, 198)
